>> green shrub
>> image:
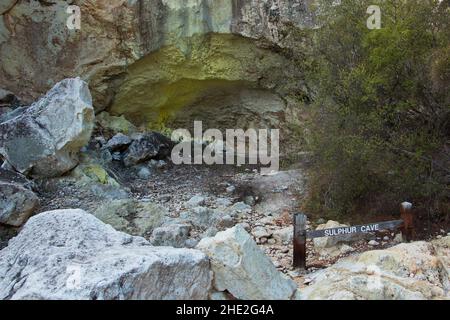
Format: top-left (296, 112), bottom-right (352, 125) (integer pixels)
top-left (304, 0), bottom-right (450, 220)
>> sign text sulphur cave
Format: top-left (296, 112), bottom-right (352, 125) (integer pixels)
top-left (306, 220), bottom-right (404, 239)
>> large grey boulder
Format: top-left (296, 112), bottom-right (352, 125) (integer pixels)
top-left (0, 168), bottom-right (39, 227)
top-left (197, 225), bottom-right (297, 300)
top-left (0, 78), bottom-right (94, 178)
top-left (0, 209), bottom-right (211, 300)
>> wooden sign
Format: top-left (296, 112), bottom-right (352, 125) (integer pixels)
top-left (306, 220), bottom-right (404, 239)
top-left (293, 202), bottom-right (414, 270)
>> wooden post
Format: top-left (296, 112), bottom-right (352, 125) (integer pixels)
top-left (293, 213), bottom-right (307, 270)
top-left (400, 202), bottom-right (414, 241)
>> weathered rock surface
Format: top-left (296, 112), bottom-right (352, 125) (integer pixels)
top-left (252, 170), bottom-right (306, 217)
top-left (0, 168), bottom-right (38, 227)
top-left (0, 181), bottom-right (38, 227)
top-left (252, 226), bottom-right (272, 239)
top-left (197, 225), bottom-right (297, 300)
top-left (300, 238), bottom-right (450, 300)
top-left (0, 106), bottom-right (25, 123)
top-left (95, 112), bottom-right (137, 136)
top-left (93, 199), bottom-right (166, 237)
top-left (0, 167), bottom-right (34, 189)
top-left (0, 78), bottom-right (94, 177)
top-left (123, 132), bottom-right (174, 167)
top-left (104, 133), bottom-right (132, 152)
top-left (0, 87), bottom-right (18, 107)
top-left (0, 209), bottom-right (211, 300)
top-left (186, 195), bottom-right (206, 209)
top-left (0, 1), bottom-right (17, 15)
top-left (150, 223), bottom-right (192, 248)
top-left (178, 203), bottom-right (246, 232)
top-left (272, 226), bottom-right (294, 245)
top-left (180, 207), bottom-right (220, 230)
top-left (112, 33), bottom-right (296, 129)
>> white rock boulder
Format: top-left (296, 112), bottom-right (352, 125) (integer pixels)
top-left (0, 78), bottom-right (94, 178)
top-left (197, 225), bottom-right (297, 300)
top-left (299, 238), bottom-right (450, 300)
top-left (0, 209), bottom-right (211, 300)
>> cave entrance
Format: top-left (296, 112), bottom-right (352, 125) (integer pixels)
top-left (109, 33), bottom-right (293, 132)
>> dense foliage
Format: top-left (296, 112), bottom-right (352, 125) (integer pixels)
top-left (304, 0), bottom-right (449, 221)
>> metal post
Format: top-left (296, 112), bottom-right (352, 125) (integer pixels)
top-left (293, 213), bottom-right (307, 270)
top-left (400, 202), bottom-right (414, 242)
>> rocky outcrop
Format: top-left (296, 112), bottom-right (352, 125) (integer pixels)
top-left (0, 78), bottom-right (94, 178)
top-left (0, 209), bottom-right (211, 300)
top-left (0, 168), bottom-right (38, 227)
top-left (197, 225), bottom-right (297, 300)
top-left (0, 1), bottom-right (312, 131)
top-left (0, 1), bottom-right (314, 103)
top-left (299, 238), bottom-right (450, 300)
top-left (180, 206), bottom-right (227, 230)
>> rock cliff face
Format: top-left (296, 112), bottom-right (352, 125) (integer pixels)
top-left (0, 0), bottom-right (314, 129)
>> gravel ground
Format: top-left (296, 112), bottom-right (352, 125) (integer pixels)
top-left (5, 152), bottom-right (448, 284)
